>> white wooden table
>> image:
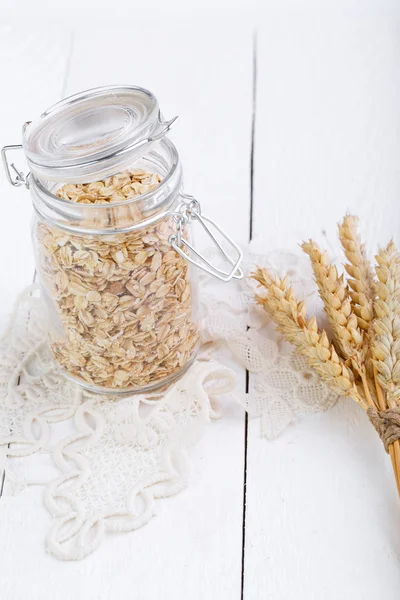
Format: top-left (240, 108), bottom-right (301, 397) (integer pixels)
top-left (1, 7), bottom-right (400, 599)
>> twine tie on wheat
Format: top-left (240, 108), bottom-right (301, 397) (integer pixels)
top-left (367, 407), bottom-right (400, 453)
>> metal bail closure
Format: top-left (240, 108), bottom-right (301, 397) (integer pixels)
top-left (1, 145), bottom-right (29, 188)
top-left (169, 194), bottom-right (243, 282)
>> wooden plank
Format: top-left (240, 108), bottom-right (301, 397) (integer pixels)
top-left (1, 20), bottom-right (253, 599)
top-left (65, 19), bottom-right (252, 244)
top-left (0, 26), bottom-right (72, 325)
top-left (244, 12), bottom-right (400, 599)
top-left (0, 26), bottom-right (71, 497)
top-left (61, 22), bottom-right (252, 598)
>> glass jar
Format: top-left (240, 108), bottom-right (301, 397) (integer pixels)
top-left (2, 86), bottom-right (243, 393)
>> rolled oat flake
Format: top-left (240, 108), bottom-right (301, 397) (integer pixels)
top-left (2, 85), bottom-right (243, 393)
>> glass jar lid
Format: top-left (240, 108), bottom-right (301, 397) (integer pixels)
top-left (22, 85), bottom-right (178, 183)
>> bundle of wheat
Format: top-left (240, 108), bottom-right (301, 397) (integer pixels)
top-left (253, 215), bottom-right (400, 496)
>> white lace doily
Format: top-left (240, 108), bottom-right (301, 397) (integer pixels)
top-left (200, 244), bottom-right (338, 439)
top-left (0, 246), bottom-right (338, 560)
top-left (0, 286), bottom-right (236, 560)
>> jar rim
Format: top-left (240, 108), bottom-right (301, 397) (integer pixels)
top-left (30, 137), bottom-right (180, 210)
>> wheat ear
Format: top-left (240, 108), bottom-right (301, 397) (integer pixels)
top-left (371, 240), bottom-right (400, 493)
top-left (252, 267), bottom-right (366, 407)
top-left (338, 215), bottom-right (375, 332)
top-left (301, 241), bottom-right (364, 365)
top-left (372, 241), bottom-right (400, 402)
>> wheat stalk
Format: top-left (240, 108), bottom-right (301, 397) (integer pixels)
top-left (252, 267), bottom-right (365, 407)
top-left (369, 240), bottom-right (400, 495)
top-left (372, 241), bottom-right (400, 402)
top-left (301, 241), bottom-right (363, 364)
top-left (338, 215), bottom-right (375, 332)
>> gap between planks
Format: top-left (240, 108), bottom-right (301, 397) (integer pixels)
top-left (241, 28), bottom-right (257, 600)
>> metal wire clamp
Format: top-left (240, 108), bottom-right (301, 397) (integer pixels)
top-left (169, 195), bottom-right (243, 282)
top-left (1, 145), bottom-right (30, 188)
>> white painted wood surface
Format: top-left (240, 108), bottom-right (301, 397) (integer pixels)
top-left (0, 27), bottom-right (71, 326)
top-left (246, 11), bottom-right (400, 600)
top-left (0, 19), bottom-right (251, 600)
top-left (1, 6), bottom-right (400, 599)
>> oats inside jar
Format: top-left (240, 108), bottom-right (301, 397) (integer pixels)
top-left (36, 169), bottom-right (200, 391)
